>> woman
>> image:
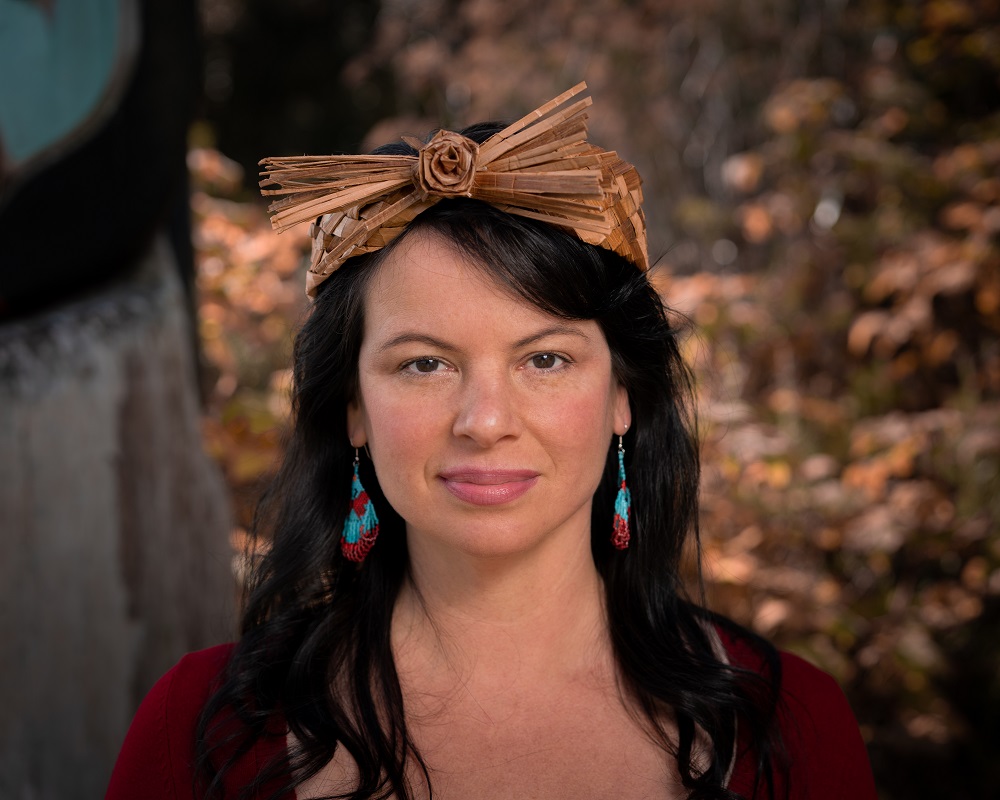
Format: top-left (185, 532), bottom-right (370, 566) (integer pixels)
top-left (107, 84), bottom-right (876, 800)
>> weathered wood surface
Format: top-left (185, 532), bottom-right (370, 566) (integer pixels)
top-left (0, 235), bottom-right (234, 799)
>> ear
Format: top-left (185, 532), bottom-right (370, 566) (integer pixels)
top-left (347, 397), bottom-right (368, 448)
top-left (612, 383), bottom-right (631, 436)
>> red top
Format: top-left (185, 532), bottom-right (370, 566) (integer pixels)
top-left (106, 639), bottom-right (876, 799)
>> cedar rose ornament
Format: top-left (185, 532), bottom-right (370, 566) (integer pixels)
top-left (415, 131), bottom-right (479, 197)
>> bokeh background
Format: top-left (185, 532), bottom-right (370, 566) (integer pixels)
top-left (191, 2), bottom-right (1000, 797)
top-left (3, 0), bottom-right (995, 797)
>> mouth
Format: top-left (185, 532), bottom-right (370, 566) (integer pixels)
top-left (438, 468), bottom-right (540, 506)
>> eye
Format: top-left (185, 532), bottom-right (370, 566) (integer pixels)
top-left (529, 353), bottom-right (564, 370)
top-left (404, 358), bottom-right (444, 373)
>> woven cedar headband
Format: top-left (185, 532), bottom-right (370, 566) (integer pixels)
top-left (259, 82), bottom-right (648, 297)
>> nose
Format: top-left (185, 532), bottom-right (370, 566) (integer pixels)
top-left (451, 367), bottom-right (521, 447)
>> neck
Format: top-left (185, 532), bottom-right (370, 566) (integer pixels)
top-left (392, 529), bottom-right (612, 689)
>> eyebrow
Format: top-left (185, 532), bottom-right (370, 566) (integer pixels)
top-left (512, 324), bottom-right (591, 349)
top-left (375, 324), bottom-right (591, 354)
top-left (376, 333), bottom-right (457, 354)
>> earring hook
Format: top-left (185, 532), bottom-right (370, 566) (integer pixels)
top-left (349, 439), bottom-right (372, 461)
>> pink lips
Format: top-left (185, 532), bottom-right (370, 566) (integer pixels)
top-left (439, 468), bottom-right (540, 506)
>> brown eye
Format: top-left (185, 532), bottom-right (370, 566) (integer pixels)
top-left (409, 358), bottom-right (441, 373)
top-left (530, 353), bottom-right (561, 369)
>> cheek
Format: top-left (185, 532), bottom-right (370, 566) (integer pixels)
top-left (359, 384), bottom-right (443, 499)
top-left (533, 381), bottom-right (619, 465)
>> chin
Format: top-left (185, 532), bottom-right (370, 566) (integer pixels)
top-left (404, 505), bottom-right (593, 563)
top-left (406, 523), bottom-right (537, 561)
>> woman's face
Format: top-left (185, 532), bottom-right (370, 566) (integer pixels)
top-left (348, 229), bottom-right (631, 560)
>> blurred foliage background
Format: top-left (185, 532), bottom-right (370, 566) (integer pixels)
top-left (189, 1), bottom-right (999, 797)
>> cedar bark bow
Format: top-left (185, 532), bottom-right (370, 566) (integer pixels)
top-left (259, 82), bottom-right (648, 297)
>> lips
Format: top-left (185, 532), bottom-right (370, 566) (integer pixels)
top-left (438, 468), bottom-right (540, 506)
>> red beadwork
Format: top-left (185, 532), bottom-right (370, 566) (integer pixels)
top-left (611, 514), bottom-right (630, 550)
top-left (352, 493), bottom-right (369, 517)
top-left (341, 528), bottom-right (378, 562)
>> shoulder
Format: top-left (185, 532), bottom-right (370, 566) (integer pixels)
top-left (775, 650), bottom-right (860, 739)
top-left (772, 651), bottom-right (877, 798)
top-left (718, 624), bottom-right (877, 800)
top-left (156, 643), bottom-right (237, 714)
top-left (105, 644), bottom-right (236, 799)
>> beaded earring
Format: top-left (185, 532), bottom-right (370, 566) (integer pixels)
top-left (612, 435), bottom-right (631, 550)
top-left (341, 448), bottom-right (379, 562)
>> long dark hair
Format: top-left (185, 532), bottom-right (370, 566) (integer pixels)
top-left (196, 124), bottom-right (786, 799)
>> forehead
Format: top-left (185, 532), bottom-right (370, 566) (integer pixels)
top-left (361, 229), bottom-right (595, 343)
